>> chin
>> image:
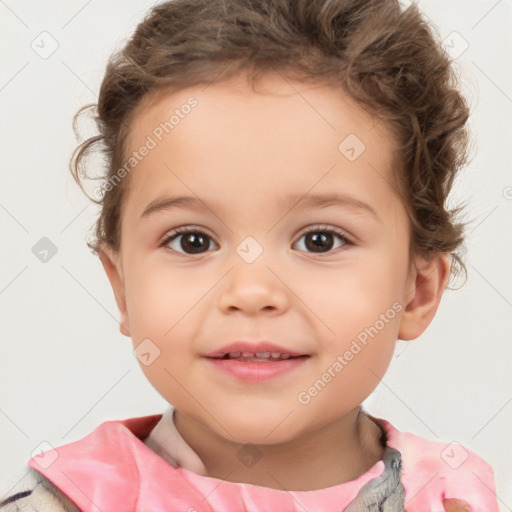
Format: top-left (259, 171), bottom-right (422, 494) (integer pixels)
top-left (213, 407), bottom-right (305, 446)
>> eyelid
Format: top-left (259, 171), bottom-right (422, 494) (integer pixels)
top-left (294, 223), bottom-right (354, 245)
top-left (158, 224), bottom-right (214, 245)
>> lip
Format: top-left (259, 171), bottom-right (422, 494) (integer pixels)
top-left (204, 356), bottom-right (309, 382)
top-left (202, 340), bottom-right (310, 382)
top-left (204, 341), bottom-right (306, 359)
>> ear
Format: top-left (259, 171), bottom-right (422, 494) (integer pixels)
top-left (98, 244), bottom-right (131, 337)
top-left (398, 252), bottom-right (451, 341)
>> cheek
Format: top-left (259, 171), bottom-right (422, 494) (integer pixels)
top-left (303, 255), bottom-right (405, 334)
top-left (124, 260), bottom-right (204, 339)
top-left (299, 253), bottom-right (404, 387)
top-left (300, 299), bottom-right (400, 419)
top-left (124, 264), bottom-right (205, 406)
top-left (124, 263), bottom-right (207, 387)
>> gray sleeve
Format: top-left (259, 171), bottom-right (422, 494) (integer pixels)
top-left (0, 467), bottom-right (80, 512)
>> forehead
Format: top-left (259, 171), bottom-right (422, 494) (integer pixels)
top-left (126, 72), bottom-right (393, 149)
top-left (121, 72), bottom-right (400, 219)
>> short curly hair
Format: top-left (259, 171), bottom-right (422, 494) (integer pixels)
top-left (70, 0), bottom-right (471, 286)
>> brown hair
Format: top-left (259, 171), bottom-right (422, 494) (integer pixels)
top-left (70, 0), bottom-right (471, 286)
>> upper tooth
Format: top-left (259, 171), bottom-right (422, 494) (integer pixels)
top-left (226, 352), bottom-right (293, 359)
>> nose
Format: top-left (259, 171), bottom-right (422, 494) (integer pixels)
top-left (217, 255), bottom-right (289, 316)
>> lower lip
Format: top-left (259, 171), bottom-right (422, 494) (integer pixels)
top-left (204, 356), bottom-right (309, 382)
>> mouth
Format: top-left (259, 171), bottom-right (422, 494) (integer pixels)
top-left (203, 342), bottom-right (310, 381)
top-left (208, 352), bottom-right (309, 362)
top-left (204, 341), bottom-right (309, 361)
top-left (204, 354), bottom-right (310, 381)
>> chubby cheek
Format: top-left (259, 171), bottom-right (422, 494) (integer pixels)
top-left (125, 258), bottom-right (203, 342)
top-left (308, 259), bottom-right (404, 350)
top-left (126, 276), bottom-right (205, 409)
top-left (296, 259), bottom-right (404, 399)
top-left (296, 303), bottom-right (401, 428)
top-left (123, 261), bottom-right (207, 389)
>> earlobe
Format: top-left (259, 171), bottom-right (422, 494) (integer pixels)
top-left (98, 245), bottom-right (131, 337)
top-left (398, 253), bottom-right (451, 341)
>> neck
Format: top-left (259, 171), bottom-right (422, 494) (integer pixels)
top-left (173, 407), bottom-right (385, 491)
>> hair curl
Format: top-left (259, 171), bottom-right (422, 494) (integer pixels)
top-left (70, 0), bottom-right (471, 287)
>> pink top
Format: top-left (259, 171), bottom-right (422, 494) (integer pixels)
top-left (27, 407), bottom-right (498, 512)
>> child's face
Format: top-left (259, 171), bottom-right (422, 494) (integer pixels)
top-left (101, 72), bottom-right (446, 444)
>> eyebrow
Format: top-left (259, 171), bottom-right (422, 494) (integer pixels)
top-left (140, 193), bottom-right (381, 223)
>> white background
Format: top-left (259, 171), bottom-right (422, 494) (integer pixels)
top-left (1, 0), bottom-right (511, 508)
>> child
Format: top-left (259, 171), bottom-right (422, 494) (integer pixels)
top-left (0, 0), bottom-right (499, 510)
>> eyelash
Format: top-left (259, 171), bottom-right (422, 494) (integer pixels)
top-left (159, 224), bottom-right (354, 256)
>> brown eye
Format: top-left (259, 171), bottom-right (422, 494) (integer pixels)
top-left (293, 226), bottom-right (351, 254)
top-left (161, 228), bottom-right (218, 255)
